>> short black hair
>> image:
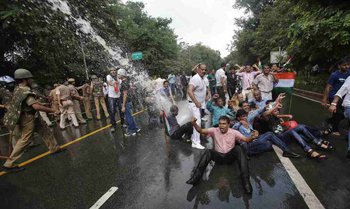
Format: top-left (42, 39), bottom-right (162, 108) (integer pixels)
top-left (239, 101), bottom-right (249, 107)
top-left (221, 63), bottom-right (227, 68)
top-left (218, 115), bottom-right (230, 124)
top-left (236, 109), bottom-right (247, 118)
top-left (163, 80), bottom-right (169, 85)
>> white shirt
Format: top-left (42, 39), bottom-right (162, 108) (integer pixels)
top-left (106, 74), bottom-right (120, 98)
top-left (335, 76), bottom-right (350, 107)
top-left (188, 73), bottom-right (207, 106)
top-left (215, 68), bottom-right (226, 87)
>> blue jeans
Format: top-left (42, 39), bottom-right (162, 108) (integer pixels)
top-left (108, 97), bottom-right (124, 127)
top-left (243, 132), bottom-right (289, 155)
top-left (125, 102), bottom-right (138, 133)
top-left (279, 124), bottom-right (317, 152)
top-left (344, 106), bottom-right (350, 151)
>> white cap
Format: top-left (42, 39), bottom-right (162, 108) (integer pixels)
top-left (117, 68), bottom-right (127, 77)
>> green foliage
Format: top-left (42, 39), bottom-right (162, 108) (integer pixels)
top-left (229, 0), bottom-right (350, 69)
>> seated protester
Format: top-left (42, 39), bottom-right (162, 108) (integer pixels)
top-left (249, 90), bottom-right (267, 109)
top-left (234, 109), bottom-right (299, 158)
top-left (262, 103), bottom-right (331, 161)
top-left (186, 116), bottom-right (254, 194)
top-left (206, 94), bottom-right (235, 127)
top-left (165, 105), bottom-right (193, 141)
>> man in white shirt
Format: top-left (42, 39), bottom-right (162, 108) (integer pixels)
top-left (215, 63), bottom-right (227, 99)
top-left (187, 64), bottom-right (208, 149)
top-left (106, 67), bottom-right (123, 132)
top-left (329, 75), bottom-right (350, 158)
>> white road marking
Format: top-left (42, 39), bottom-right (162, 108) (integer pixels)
top-left (273, 146), bottom-right (325, 209)
top-left (293, 93), bottom-right (322, 104)
top-left (90, 187), bottom-right (118, 209)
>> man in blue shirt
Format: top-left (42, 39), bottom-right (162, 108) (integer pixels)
top-left (322, 59), bottom-right (350, 135)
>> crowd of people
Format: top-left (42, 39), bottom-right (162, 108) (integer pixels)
top-left (0, 57), bottom-right (349, 195)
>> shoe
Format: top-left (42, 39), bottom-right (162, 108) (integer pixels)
top-left (347, 150), bottom-right (350, 159)
top-left (242, 180), bottom-right (253, 194)
top-left (111, 127), bottom-right (115, 132)
top-left (132, 132), bottom-right (136, 136)
top-left (282, 150), bottom-right (300, 158)
top-left (2, 166), bottom-right (25, 173)
top-left (124, 132), bottom-right (132, 137)
top-left (191, 142), bottom-right (205, 150)
top-left (136, 128), bottom-right (141, 133)
top-left (186, 174), bottom-right (201, 185)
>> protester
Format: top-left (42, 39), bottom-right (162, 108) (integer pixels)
top-left (165, 105), bottom-right (192, 141)
top-left (187, 64), bottom-right (208, 149)
top-left (226, 66), bottom-right (237, 99)
top-left (168, 72), bottom-right (176, 96)
top-left (215, 63), bottom-right (227, 99)
top-left (159, 80), bottom-right (175, 104)
top-left (236, 65), bottom-right (260, 101)
top-left (253, 64), bottom-right (278, 100)
top-left (106, 67), bottom-right (123, 132)
top-left (186, 116), bottom-right (253, 194)
top-left (206, 94), bottom-right (235, 127)
top-left (118, 68), bottom-right (141, 136)
top-left (207, 69), bottom-right (216, 96)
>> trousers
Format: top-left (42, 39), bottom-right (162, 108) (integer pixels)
top-left (170, 122), bottom-right (193, 140)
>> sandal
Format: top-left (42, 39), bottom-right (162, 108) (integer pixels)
top-left (307, 150), bottom-right (327, 162)
top-left (318, 140), bottom-right (334, 150)
top-left (322, 128), bottom-right (332, 136)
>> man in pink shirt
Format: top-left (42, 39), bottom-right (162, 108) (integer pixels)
top-left (186, 116), bottom-right (255, 194)
top-left (236, 65), bottom-right (260, 101)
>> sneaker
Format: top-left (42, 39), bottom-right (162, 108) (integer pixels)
top-left (132, 132), bottom-right (137, 136)
top-left (111, 127), bottom-right (115, 132)
top-left (2, 166), bottom-right (25, 173)
top-left (124, 132), bottom-right (132, 137)
top-left (191, 142), bottom-right (205, 150)
top-left (201, 117), bottom-right (208, 122)
top-left (136, 128), bottom-right (141, 133)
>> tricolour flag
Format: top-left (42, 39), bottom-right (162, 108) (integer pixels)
top-left (273, 72), bottom-right (296, 94)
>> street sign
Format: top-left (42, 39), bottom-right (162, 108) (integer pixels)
top-left (132, 52), bottom-right (143, 60)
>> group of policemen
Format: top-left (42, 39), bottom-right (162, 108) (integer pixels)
top-left (0, 68), bottom-right (110, 172)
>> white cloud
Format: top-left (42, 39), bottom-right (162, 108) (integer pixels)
top-left (123, 0), bottom-right (244, 57)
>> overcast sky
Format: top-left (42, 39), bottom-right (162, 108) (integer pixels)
top-left (124, 0), bottom-right (245, 58)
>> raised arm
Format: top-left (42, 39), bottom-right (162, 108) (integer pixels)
top-left (191, 118), bottom-right (209, 135)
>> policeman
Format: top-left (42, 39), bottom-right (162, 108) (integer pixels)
top-left (78, 80), bottom-right (93, 120)
top-left (56, 81), bottom-right (79, 129)
top-left (90, 75), bottom-right (109, 120)
top-left (2, 69), bottom-right (64, 172)
top-left (67, 78), bottom-right (86, 124)
top-left (31, 82), bottom-right (53, 127)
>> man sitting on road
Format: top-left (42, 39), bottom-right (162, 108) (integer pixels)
top-left (186, 116), bottom-right (254, 194)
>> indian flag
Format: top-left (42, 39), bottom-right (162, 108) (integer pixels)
top-left (162, 110), bottom-right (171, 136)
top-left (273, 72), bottom-right (296, 94)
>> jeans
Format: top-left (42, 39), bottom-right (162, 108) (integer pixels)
top-left (343, 106), bottom-right (350, 151)
top-left (243, 132), bottom-right (289, 155)
top-left (170, 122), bottom-right (193, 140)
top-left (108, 97), bottom-right (124, 127)
top-left (278, 124), bottom-right (320, 152)
top-left (125, 102), bottom-right (138, 133)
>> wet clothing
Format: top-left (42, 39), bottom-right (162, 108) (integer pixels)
top-left (253, 74), bottom-right (275, 100)
top-left (91, 80), bottom-right (105, 97)
top-left (167, 114), bottom-right (193, 140)
top-left (206, 127), bottom-right (245, 154)
top-left (56, 85), bottom-right (78, 129)
top-left (81, 84), bottom-right (92, 119)
top-left (120, 79), bottom-right (132, 103)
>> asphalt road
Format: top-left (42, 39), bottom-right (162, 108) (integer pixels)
top-left (0, 96), bottom-right (349, 209)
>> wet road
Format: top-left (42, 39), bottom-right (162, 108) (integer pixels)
top-left (0, 96), bottom-right (349, 209)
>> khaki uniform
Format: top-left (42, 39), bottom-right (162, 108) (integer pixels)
top-left (3, 85), bottom-right (60, 167)
top-left (56, 84), bottom-right (79, 128)
top-left (49, 88), bottom-right (59, 112)
top-left (68, 84), bottom-right (86, 124)
top-left (81, 84), bottom-right (93, 119)
top-left (91, 80), bottom-right (109, 119)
